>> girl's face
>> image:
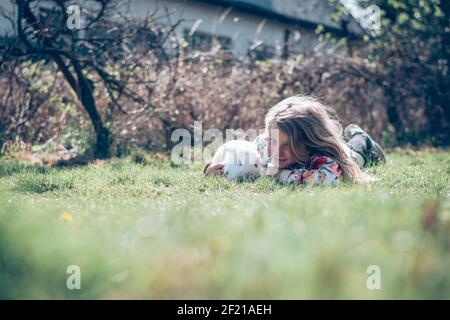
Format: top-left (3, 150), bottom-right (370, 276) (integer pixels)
top-left (268, 128), bottom-right (298, 169)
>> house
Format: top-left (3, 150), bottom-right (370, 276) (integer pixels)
top-left (128, 0), bottom-right (365, 58)
top-left (0, 0), bottom-right (366, 58)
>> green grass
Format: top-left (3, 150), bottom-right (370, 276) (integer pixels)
top-left (0, 150), bottom-right (449, 299)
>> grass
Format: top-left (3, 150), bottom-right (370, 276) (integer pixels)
top-left (0, 150), bottom-right (449, 299)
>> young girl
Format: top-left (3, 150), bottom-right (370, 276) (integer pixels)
top-left (205, 96), bottom-right (385, 186)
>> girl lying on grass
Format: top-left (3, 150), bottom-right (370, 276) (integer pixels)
top-left (204, 95), bottom-right (386, 186)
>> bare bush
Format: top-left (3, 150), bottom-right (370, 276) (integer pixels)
top-left (1, 46), bottom-right (439, 157)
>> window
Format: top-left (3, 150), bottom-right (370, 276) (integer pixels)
top-left (247, 42), bottom-right (276, 60)
top-left (183, 29), bottom-right (232, 52)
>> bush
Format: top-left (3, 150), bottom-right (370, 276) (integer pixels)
top-left (1, 47), bottom-right (447, 156)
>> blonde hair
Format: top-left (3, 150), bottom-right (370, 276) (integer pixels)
top-left (265, 95), bottom-right (369, 183)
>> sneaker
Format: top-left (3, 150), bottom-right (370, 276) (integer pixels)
top-left (344, 124), bottom-right (386, 165)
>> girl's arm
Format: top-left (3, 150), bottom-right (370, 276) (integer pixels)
top-left (276, 155), bottom-right (342, 186)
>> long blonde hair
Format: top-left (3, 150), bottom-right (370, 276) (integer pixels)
top-left (265, 95), bottom-right (369, 183)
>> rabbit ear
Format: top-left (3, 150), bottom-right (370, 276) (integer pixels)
top-left (203, 162), bottom-right (212, 174)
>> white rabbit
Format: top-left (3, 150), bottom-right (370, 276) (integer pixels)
top-left (211, 140), bottom-right (264, 180)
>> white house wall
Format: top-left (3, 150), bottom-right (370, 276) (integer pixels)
top-left (0, 0), bottom-right (15, 37)
top-left (126, 0), bottom-right (322, 57)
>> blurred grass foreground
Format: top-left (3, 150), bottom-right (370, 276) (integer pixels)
top-left (0, 149), bottom-right (449, 299)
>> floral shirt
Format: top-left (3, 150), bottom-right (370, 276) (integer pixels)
top-left (254, 134), bottom-right (343, 186)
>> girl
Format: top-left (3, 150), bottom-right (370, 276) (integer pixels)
top-left (205, 96), bottom-right (385, 186)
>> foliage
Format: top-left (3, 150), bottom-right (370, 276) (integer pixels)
top-left (334, 0), bottom-right (450, 145)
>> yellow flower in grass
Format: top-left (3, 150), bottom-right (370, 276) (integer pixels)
top-left (59, 212), bottom-right (74, 222)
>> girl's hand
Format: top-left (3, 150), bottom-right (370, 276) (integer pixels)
top-left (205, 162), bottom-right (224, 176)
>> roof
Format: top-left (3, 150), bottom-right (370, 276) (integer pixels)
top-left (196, 0), bottom-right (365, 36)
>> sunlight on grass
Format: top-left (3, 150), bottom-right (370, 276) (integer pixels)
top-left (0, 150), bottom-right (449, 299)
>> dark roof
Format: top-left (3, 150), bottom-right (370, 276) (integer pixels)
top-left (193, 0), bottom-right (364, 37)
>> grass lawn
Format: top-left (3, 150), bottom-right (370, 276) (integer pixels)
top-left (0, 150), bottom-right (449, 299)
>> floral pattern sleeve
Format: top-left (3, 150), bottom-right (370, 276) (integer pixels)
top-left (276, 155), bottom-right (342, 186)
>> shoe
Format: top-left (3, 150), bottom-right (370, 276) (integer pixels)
top-left (344, 124), bottom-right (386, 165)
